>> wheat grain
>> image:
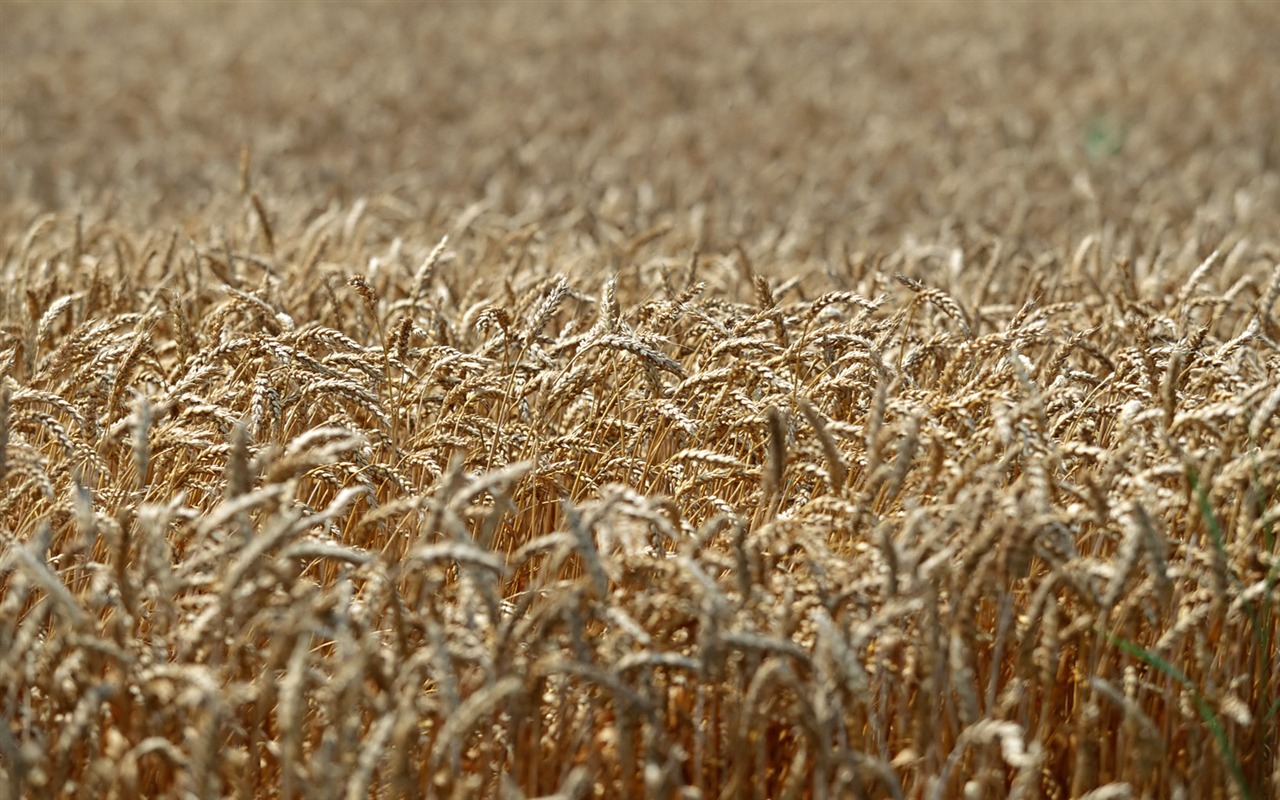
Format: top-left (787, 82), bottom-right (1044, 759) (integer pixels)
top-left (3, 4), bottom-right (1276, 798)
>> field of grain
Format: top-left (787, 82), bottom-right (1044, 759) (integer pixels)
top-left (1, 2), bottom-right (1278, 798)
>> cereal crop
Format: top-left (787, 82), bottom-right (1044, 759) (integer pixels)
top-left (1, 3), bottom-right (1277, 798)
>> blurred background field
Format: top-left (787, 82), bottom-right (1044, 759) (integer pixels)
top-left (5, 1), bottom-right (1276, 245)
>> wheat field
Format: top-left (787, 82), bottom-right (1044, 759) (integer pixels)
top-left (1, 2), bottom-right (1277, 799)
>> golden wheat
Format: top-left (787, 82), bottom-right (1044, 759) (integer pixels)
top-left (2, 2), bottom-right (1279, 799)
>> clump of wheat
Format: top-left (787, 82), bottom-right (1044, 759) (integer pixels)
top-left (3, 2), bottom-right (1278, 799)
